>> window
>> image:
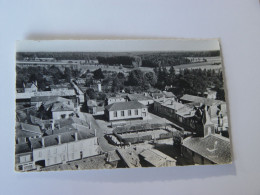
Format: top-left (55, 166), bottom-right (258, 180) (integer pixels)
top-left (135, 109), bottom-right (138, 115)
top-left (18, 165), bottom-right (23, 171)
top-left (121, 111), bottom-right (124, 117)
top-left (128, 110), bottom-right (132, 116)
top-left (114, 111), bottom-right (117, 117)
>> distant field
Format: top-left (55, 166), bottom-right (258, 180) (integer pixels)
top-left (17, 56), bottom-right (223, 74)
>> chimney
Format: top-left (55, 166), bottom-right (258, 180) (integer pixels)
top-left (58, 135), bottom-right (61, 144)
top-left (51, 120), bottom-right (55, 130)
top-left (74, 132), bottom-right (78, 141)
top-left (42, 137), bottom-right (45, 147)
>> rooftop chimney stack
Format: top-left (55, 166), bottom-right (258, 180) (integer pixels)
top-left (51, 120), bottom-right (55, 130)
top-left (42, 137), bottom-right (45, 147)
top-left (58, 135), bottom-right (61, 144)
top-left (75, 132), bottom-right (78, 141)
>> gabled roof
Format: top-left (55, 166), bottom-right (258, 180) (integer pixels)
top-left (15, 143), bottom-right (31, 154)
top-left (182, 134), bottom-right (232, 164)
top-left (127, 94), bottom-right (153, 101)
top-left (20, 123), bottom-right (42, 134)
top-left (161, 99), bottom-right (185, 111)
top-left (30, 131), bottom-right (94, 149)
top-left (105, 101), bottom-right (146, 111)
top-left (175, 105), bottom-right (195, 118)
top-left (87, 100), bottom-right (97, 107)
top-left (162, 91), bottom-right (176, 98)
top-left (180, 94), bottom-right (223, 106)
top-left (31, 96), bottom-right (72, 103)
top-left (140, 149), bottom-right (176, 167)
top-left (24, 82), bottom-right (37, 88)
top-left (51, 102), bottom-right (74, 112)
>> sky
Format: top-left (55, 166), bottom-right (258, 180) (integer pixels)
top-left (16, 39), bottom-right (220, 52)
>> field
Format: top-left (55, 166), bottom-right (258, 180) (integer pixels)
top-left (17, 56), bottom-right (223, 75)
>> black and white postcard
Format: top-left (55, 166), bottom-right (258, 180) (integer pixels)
top-left (15, 39), bottom-right (232, 172)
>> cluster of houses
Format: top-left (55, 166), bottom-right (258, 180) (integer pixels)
top-left (15, 81), bottom-right (102, 171)
top-left (83, 87), bottom-right (231, 165)
top-left (16, 76), bottom-right (231, 170)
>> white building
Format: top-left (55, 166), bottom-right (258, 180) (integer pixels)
top-left (105, 101), bottom-right (149, 122)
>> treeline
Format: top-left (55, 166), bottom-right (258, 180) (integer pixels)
top-left (96, 56), bottom-right (134, 65)
top-left (141, 56), bottom-right (191, 68)
top-left (154, 66), bottom-right (225, 100)
top-left (16, 52), bottom-right (97, 61)
top-left (140, 50), bottom-right (220, 58)
top-left (16, 66), bottom-right (80, 90)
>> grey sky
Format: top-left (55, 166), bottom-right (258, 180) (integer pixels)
top-left (16, 39), bottom-right (220, 52)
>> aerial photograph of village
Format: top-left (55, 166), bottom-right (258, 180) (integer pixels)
top-left (15, 40), bottom-right (232, 172)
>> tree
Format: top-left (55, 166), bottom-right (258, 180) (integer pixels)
top-left (64, 67), bottom-right (71, 82)
top-left (86, 88), bottom-right (97, 99)
top-left (144, 72), bottom-right (157, 86)
top-left (127, 69), bottom-right (144, 86)
top-left (93, 68), bottom-right (104, 80)
top-left (216, 88), bottom-right (225, 101)
top-left (117, 72), bottom-right (125, 80)
top-left (167, 66), bottom-right (176, 85)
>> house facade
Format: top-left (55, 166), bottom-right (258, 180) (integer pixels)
top-left (181, 107), bottom-right (232, 165)
top-left (15, 132), bottom-right (100, 171)
top-left (51, 102), bottom-right (75, 120)
top-left (105, 101), bottom-right (148, 122)
top-left (154, 97), bottom-right (196, 129)
top-left (127, 94), bottom-right (154, 106)
top-left (24, 81), bottom-right (38, 93)
top-left (105, 96), bottom-right (126, 105)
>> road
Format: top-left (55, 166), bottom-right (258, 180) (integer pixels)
top-left (78, 111), bottom-right (116, 152)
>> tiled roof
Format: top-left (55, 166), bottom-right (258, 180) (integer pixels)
top-left (30, 131), bottom-right (94, 149)
top-left (20, 123), bottom-right (42, 134)
top-left (16, 90), bottom-right (76, 100)
top-left (161, 99), bottom-right (185, 111)
top-left (180, 94), bottom-right (223, 106)
top-left (15, 143), bottom-right (31, 154)
top-left (16, 128), bottom-right (41, 139)
top-left (140, 149), bottom-right (176, 167)
top-left (162, 91), bottom-right (176, 98)
top-left (127, 94), bottom-right (153, 101)
top-left (51, 102), bottom-right (74, 112)
top-left (25, 82), bottom-right (37, 88)
top-left (87, 100), bottom-right (97, 107)
top-left (182, 134), bottom-right (232, 164)
top-left (105, 101), bottom-right (146, 111)
top-left (31, 96), bottom-right (71, 103)
top-left (175, 105), bottom-right (196, 118)
top-left (31, 96), bottom-right (58, 102)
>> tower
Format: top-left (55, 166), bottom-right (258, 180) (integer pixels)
top-left (202, 106), bottom-right (215, 137)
